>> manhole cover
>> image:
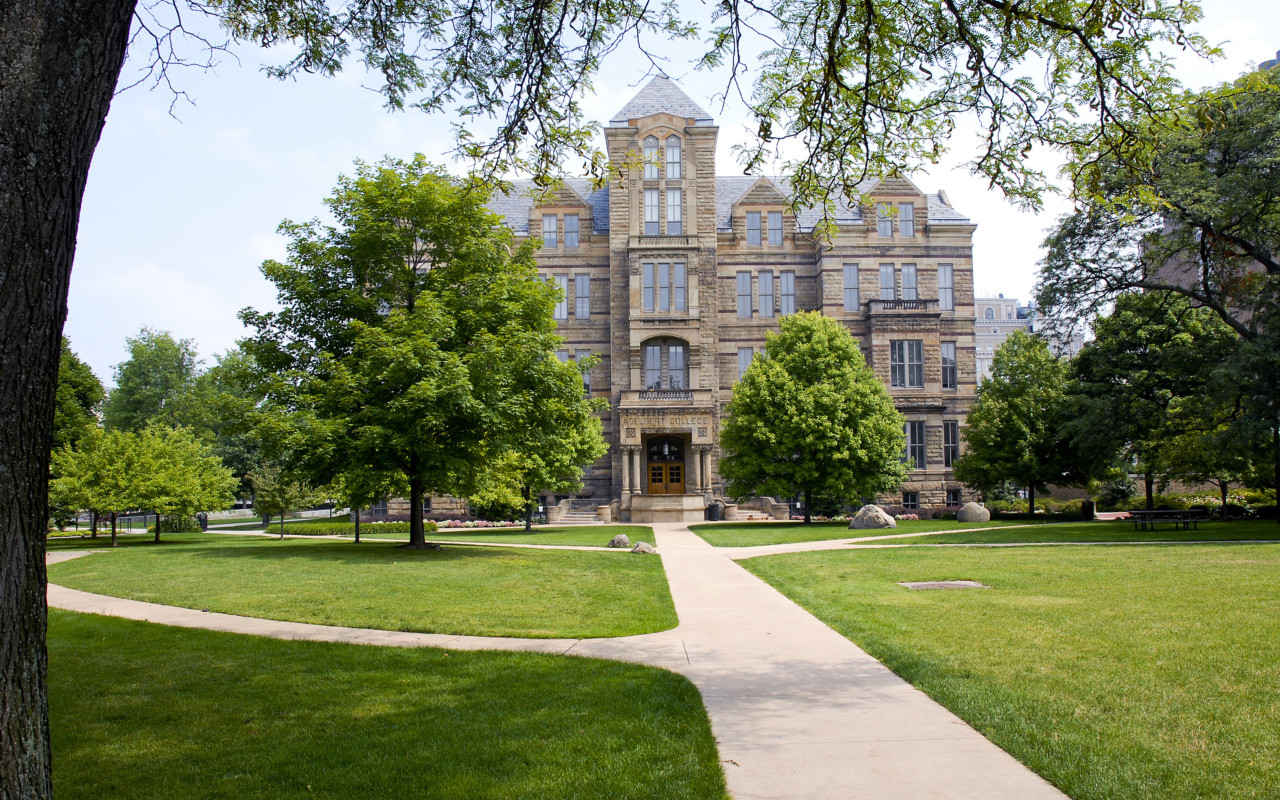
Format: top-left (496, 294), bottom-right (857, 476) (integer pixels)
top-left (898, 580), bottom-right (989, 590)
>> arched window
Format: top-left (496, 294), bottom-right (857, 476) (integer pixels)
top-left (643, 136), bottom-right (660, 180)
top-left (984, 308), bottom-right (994, 319)
top-left (666, 135), bottom-right (682, 179)
top-left (641, 337), bottom-right (690, 390)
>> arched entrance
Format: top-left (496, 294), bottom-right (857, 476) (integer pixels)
top-left (646, 435), bottom-right (686, 494)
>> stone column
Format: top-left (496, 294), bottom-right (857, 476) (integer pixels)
top-left (702, 449), bottom-right (713, 497)
top-left (620, 448), bottom-right (631, 496)
top-left (690, 445), bottom-right (702, 493)
top-left (631, 448), bottom-right (643, 493)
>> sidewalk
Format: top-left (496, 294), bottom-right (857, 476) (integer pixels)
top-left (48, 524), bottom-right (1067, 800)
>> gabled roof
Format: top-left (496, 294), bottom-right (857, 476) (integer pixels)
top-left (608, 77), bottom-right (715, 127)
top-left (486, 179), bottom-right (610, 235)
top-left (715, 177), bottom-right (869, 232)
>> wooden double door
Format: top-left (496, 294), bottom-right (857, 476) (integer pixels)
top-left (647, 435), bottom-right (686, 494)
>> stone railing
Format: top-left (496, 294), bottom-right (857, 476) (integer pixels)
top-left (866, 299), bottom-right (940, 314)
top-left (637, 390), bottom-right (694, 402)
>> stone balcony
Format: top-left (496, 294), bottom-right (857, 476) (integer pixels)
top-left (628, 235), bottom-right (697, 249)
top-left (618, 388), bottom-right (716, 409)
top-left (865, 299), bottom-right (941, 316)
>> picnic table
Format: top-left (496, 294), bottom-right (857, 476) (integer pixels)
top-left (1129, 509), bottom-right (1208, 532)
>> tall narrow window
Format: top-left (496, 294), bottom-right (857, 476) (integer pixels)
top-left (737, 347), bottom-right (753, 379)
top-left (843, 264), bottom-right (860, 311)
top-left (768, 211), bottom-right (783, 245)
top-left (574, 274), bottom-right (590, 319)
top-left (644, 345), bottom-right (662, 389)
top-left (944, 421), bottom-right (959, 467)
top-left (879, 263), bottom-right (896, 300)
top-left (877, 203), bottom-right (893, 237)
top-left (890, 340), bottom-right (924, 387)
top-left (938, 263), bottom-right (955, 310)
top-left (985, 307), bottom-right (995, 319)
top-left (642, 263), bottom-right (655, 311)
top-left (644, 189), bottom-right (659, 235)
top-left (737, 271), bottom-right (752, 318)
top-left (674, 263), bottom-right (687, 311)
top-left (907, 340), bottom-right (924, 387)
top-left (759, 270), bottom-right (774, 318)
top-left (666, 188), bottom-right (683, 235)
top-left (542, 214), bottom-right (557, 248)
top-left (780, 271), bottom-right (796, 315)
top-left (564, 214), bottom-right (580, 248)
top-left (941, 342), bottom-right (957, 389)
top-left (643, 136), bottom-right (659, 180)
top-left (658, 262), bottom-right (671, 312)
top-left (906, 421), bottom-right (926, 469)
top-left (668, 345), bottom-right (686, 389)
top-left (665, 136), bottom-right (681, 179)
top-left (555, 349), bottom-right (570, 362)
top-left (901, 264), bottom-right (918, 300)
top-left (899, 202), bottom-right (915, 237)
top-left (576, 349), bottom-right (592, 395)
top-left (553, 276), bottom-right (567, 320)
top-left (746, 211), bottom-right (762, 245)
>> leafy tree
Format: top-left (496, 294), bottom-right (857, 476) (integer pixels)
top-left (53, 337), bottom-right (105, 452)
top-left (242, 157), bottom-right (579, 548)
top-left (0, 2), bottom-right (1225, 793)
top-left (102, 327), bottom-right (201, 432)
top-left (953, 331), bottom-right (1072, 513)
top-left (329, 470), bottom-right (405, 543)
top-left (248, 465), bottom-right (323, 538)
top-left (719, 312), bottom-right (907, 524)
top-left (51, 429), bottom-right (143, 547)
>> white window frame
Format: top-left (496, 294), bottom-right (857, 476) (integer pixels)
top-left (944, 421), bottom-right (959, 467)
top-left (843, 264), bottom-right (860, 311)
top-left (938, 263), bottom-right (954, 310)
top-left (564, 214), bottom-right (579, 248)
top-left (644, 345), bottom-right (662, 389)
top-left (737, 347), bottom-right (753, 379)
top-left (574, 274), bottom-right (590, 320)
top-left (759, 270), bottom-right (775, 318)
top-left (901, 264), bottom-right (918, 300)
top-left (877, 203), bottom-right (893, 237)
top-left (666, 188), bottom-right (683, 235)
top-left (576, 349), bottom-right (592, 395)
top-left (890, 340), bottom-right (924, 388)
top-left (644, 189), bottom-right (660, 235)
top-left (642, 263), bottom-right (655, 312)
top-left (542, 214), bottom-right (558, 248)
top-left (553, 275), bottom-right (568, 320)
top-left (768, 211), bottom-right (783, 245)
top-left (906, 421), bottom-right (926, 470)
top-left (668, 345), bottom-right (686, 389)
top-left (941, 342), bottom-right (957, 389)
top-left (674, 262), bottom-right (687, 312)
top-left (780, 270), bottom-right (796, 315)
top-left (746, 211), bottom-right (762, 246)
top-left (658, 262), bottom-right (671, 312)
top-left (899, 202), bottom-right (915, 237)
top-left (665, 136), bottom-right (681, 179)
top-left (643, 136), bottom-right (660, 180)
top-left (736, 271), bottom-right (752, 318)
top-left (879, 263), bottom-right (896, 301)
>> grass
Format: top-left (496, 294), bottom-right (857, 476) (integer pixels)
top-left (49, 610), bottom-right (728, 800)
top-left (47, 533), bottom-right (676, 638)
top-left (201, 522), bottom-right (653, 547)
top-left (883, 519), bottom-right (1280, 545)
top-left (740, 542), bottom-right (1280, 800)
top-left (689, 518), bottom-right (1029, 547)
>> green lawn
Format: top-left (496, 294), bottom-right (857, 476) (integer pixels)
top-left (49, 610), bottom-right (728, 800)
top-left (741, 542), bottom-right (1280, 800)
top-left (884, 519), bottom-right (1280, 545)
top-left (47, 533), bottom-right (676, 638)
top-left (689, 518), bottom-right (1031, 547)
top-left (200, 523), bottom-right (652, 547)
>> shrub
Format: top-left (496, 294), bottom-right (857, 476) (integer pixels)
top-left (266, 520), bottom-right (440, 536)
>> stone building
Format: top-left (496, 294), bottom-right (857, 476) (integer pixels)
top-left (974, 295), bottom-right (1086, 380)
top-left (488, 77), bottom-right (980, 521)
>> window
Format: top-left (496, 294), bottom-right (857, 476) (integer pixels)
top-left (902, 491), bottom-right (919, 510)
top-left (556, 349), bottom-right (570, 362)
top-left (843, 264), bottom-right (860, 311)
top-left (553, 276), bottom-right (568, 320)
top-left (746, 211), bottom-right (762, 245)
top-left (576, 349), bottom-right (592, 395)
top-left (780, 270), bottom-right (796, 315)
top-left (899, 202), bottom-right (915, 237)
top-left (642, 264), bottom-right (655, 311)
top-left (938, 263), bottom-right (954, 310)
top-left (946, 488), bottom-right (963, 507)
top-left (674, 262), bottom-right (687, 311)
top-left (984, 307), bottom-right (994, 319)
top-left (759, 270), bottom-right (774, 318)
top-left (737, 271), bottom-right (752, 318)
top-left (768, 211), bottom-right (783, 245)
top-left (879, 263), bottom-right (896, 300)
top-left (666, 136), bottom-right (681, 179)
top-left (877, 203), bottom-right (893, 237)
top-left (574, 274), bottom-right (590, 319)
top-left (564, 214), bottom-right (579, 248)
top-left (890, 340), bottom-right (924, 387)
top-left (668, 345), bottom-right (686, 389)
top-left (666, 188), bottom-right (683, 235)
top-left (644, 189), bottom-right (659, 235)
top-left (644, 345), bottom-right (662, 389)
top-left (737, 347), bottom-right (753, 379)
top-left (941, 342), bottom-right (957, 389)
top-left (542, 214), bottom-right (557, 248)
top-left (944, 421), bottom-right (959, 468)
top-left (657, 262), bottom-right (671, 311)
top-left (643, 136), bottom-right (659, 180)
top-left (901, 264), bottom-right (918, 300)
top-left (905, 421), bottom-right (926, 469)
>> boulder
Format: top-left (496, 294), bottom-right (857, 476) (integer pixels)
top-left (849, 505), bottom-right (896, 529)
top-left (630, 541), bottom-right (657, 554)
top-left (956, 502), bottom-right (991, 523)
top-left (608, 533), bottom-right (631, 548)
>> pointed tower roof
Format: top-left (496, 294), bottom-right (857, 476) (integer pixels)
top-left (608, 77), bottom-right (715, 126)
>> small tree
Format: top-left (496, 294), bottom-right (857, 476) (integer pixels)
top-left (249, 465), bottom-right (323, 538)
top-left (719, 312), bottom-right (907, 523)
top-left (139, 426), bottom-right (237, 541)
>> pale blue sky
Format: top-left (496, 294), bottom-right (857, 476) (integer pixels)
top-left (67, 3), bottom-right (1280, 384)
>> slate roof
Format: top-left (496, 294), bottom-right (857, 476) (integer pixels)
top-left (608, 77), bottom-right (715, 126)
top-left (486, 179), bottom-right (611, 235)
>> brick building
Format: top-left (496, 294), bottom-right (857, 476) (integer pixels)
top-left (489, 78), bottom-right (980, 521)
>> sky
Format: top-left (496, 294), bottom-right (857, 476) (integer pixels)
top-left (66, 2), bottom-right (1280, 384)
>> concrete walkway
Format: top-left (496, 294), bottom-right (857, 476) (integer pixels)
top-left (48, 525), bottom-right (1068, 800)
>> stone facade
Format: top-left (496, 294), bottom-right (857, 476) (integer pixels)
top-left (488, 78), bottom-right (980, 516)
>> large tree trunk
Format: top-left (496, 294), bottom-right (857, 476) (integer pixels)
top-left (1219, 479), bottom-right (1229, 521)
top-left (1, 2), bottom-right (135, 797)
top-left (523, 485), bottom-right (533, 532)
top-left (110, 512), bottom-right (117, 548)
top-left (1144, 471), bottom-right (1155, 511)
top-left (153, 512), bottom-right (161, 543)
top-left (409, 474), bottom-right (425, 547)
top-left (803, 488), bottom-right (812, 524)
top-left (1028, 484), bottom-right (1036, 515)
top-left (1274, 426), bottom-right (1279, 526)
top-left (353, 507), bottom-right (361, 544)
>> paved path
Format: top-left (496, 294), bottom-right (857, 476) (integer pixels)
top-left (48, 525), bottom-right (1068, 800)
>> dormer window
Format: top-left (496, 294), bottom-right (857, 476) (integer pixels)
top-left (768, 211), bottom-right (783, 245)
top-left (542, 214), bottom-right (558, 248)
top-left (746, 211), bottom-right (762, 245)
top-left (643, 136), bottom-right (660, 180)
top-left (666, 136), bottom-right (682, 179)
top-left (899, 202), bottom-right (915, 236)
top-left (877, 203), bottom-right (893, 237)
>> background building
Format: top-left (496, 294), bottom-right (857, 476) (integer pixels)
top-left (974, 295), bottom-right (1087, 381)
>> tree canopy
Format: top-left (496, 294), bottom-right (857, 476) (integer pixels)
top-left (102, 327), bottom-right (202, 432)
top-left (719, 312), bottom-right (907, 523)
top-left (53, 337), bottom-right (105, 453)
